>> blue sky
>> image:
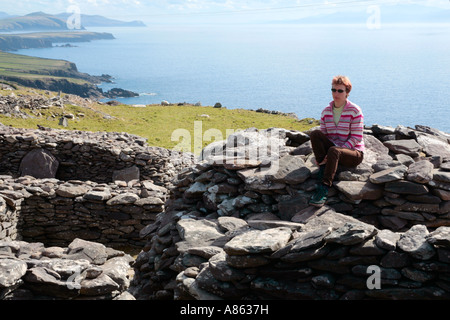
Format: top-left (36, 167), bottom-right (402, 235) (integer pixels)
top-left (1, 0), bottom-right (449, 24)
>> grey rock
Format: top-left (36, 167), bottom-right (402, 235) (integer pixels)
top-left (369, 165), bottom-right (408, 184)
top-left (66, 238), bottom-right (109, 265)
top-left (397, 225), bottom-right (436, 260)
top-left (433, 169), bottom-right (450, 184)
top-left (395, 154), bottom-right (415, 167)
top-left (19, 149), bottom-right (59, 179)
top-left (101, 256), bottom-right (133, 290)
top-left (385, 180), bottom-right (429, 195)
top-left (209, 254), bottom-right (246, 282)
top-left (416, 133), bottom-right (450, 159)
top-left (176, 219), bottom-right (224, 248)
top-left (33, 258), bottom-right (90, 278)
top-left (272, 226), bottom-right (331, 258)
top-left (0, 259), bottom-right (27, 288)
top-left (24, 267), bottom-right (79, 299)
top-left (324, 222), bottom-right (378, 245)
top-left (223, 227), bottom-right (292, 255)
top-left (184, 182), bottom-right (208, 198)
top-left (106, 192), bottom-right (139, 205)
top-left (237, 166), bottom-right (286, 191)
top-left (362, 134), bottom-right (392, 165)
top-left (406, 160), bottom-right (434, 184)
top-left (383, 139), bottom-right (422, 157)
top-left (187, 246), bottom-right (224, 259)
top-left (375, 229), bottom-right (401, 251)
top-left (268, 154), bottom-right (311, 184)
top-left (427, 226), bottom-right (450, 248)
top-left (83, 189), bottom-right (112, 201)
top-left (226, 254), bottom-right (271, 268)
top-left (112, 166), bottom-right (140, 183)
top-left (80, 273), bottom-right (120, 296)
top-left (333, 181), bottom-right (383, 201)
top-left (217, 216), bottom-right (248, 232)
top-left (56, 184), bottom-right (89, 198)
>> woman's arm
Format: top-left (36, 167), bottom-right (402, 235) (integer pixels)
top-left (342, 111), bottom-right (364, 149)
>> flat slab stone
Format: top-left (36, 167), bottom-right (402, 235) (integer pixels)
top-left (267, 154), bottom-right (311, 184)
top-left (0, 259), bottom-right (27, 288)
top-left (106, 193), bottom-right (139, 205)
top-left (324, 222), bottom-right (378, 245)
top-left (56, 185), bottom-right (89, 198)
top-left (385, 180), bottom-right (429, 195)
top-left (333, 181), bottom-right (383, 201)
top-left (406, 160), bottom-right (434, 184)
top-left (375, 229), bottom-right (401, 251)
top-left (383, 139), bottom-right (422, 157)
top-left (426, 226), bottom-right (450, 248)
top-left (369, 165), bottom-right (408, 184)
top-left (223, 227), bottom-right (292, 255)
top-left (397, 225), bottom-right (436, 260)
top-left (433, 169), bottom-right (450, 184)
top-left (416, 133), bottom-right (450, 159)
top-left (176, 219), bottom-right (224, 247)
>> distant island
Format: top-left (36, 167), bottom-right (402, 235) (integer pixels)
top-left (0, 11), bottom-right (146, 32)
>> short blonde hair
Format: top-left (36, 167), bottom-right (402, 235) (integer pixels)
top-left (332, 75), bottom-right (352, 93)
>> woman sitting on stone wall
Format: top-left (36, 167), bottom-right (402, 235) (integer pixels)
top-left (309, 75), bottom-right (365, 207)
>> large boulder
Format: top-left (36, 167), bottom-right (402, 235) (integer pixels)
top-left (19, 149), bottom-right (59, 179)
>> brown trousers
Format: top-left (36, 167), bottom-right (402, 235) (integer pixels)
top-left (310, 130), bottom-right (364, 186)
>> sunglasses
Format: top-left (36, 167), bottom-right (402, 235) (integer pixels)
top-left (331, 88), bottom-right (345, 93)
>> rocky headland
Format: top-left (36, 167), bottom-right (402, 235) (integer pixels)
top-left (0, 46), bottom-right (138, 99)
top-left (0, 103), bottom-right (449, 300)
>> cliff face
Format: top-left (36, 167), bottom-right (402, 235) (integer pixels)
top-left (0, 32), bottom-right (114, 51)
top-left (0, 76), bottom-right (104, 98)
top-left (0, 36), bottom-right (52, 51)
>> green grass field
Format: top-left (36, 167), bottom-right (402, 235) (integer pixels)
top-left (0, 87), bottom-right (318, 154)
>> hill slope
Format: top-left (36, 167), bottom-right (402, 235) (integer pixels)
top-left (0, 12), bottom-right (80, 32)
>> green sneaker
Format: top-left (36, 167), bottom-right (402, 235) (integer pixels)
top-left (317, 165), bottom-right (325, 182)
top-left (310, 184), bottom-right (329, 207)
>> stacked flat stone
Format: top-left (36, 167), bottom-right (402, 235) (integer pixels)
top-left (0, 238), bottom-right (135, 300)
top-left (171, 212), bottom-right (450, 300)
top-left (0, 175), bottom-right (169, 247)
top-left (131, 124), bottom-right (450, 300)
top-left (0, 123), bottom-right (194, 187)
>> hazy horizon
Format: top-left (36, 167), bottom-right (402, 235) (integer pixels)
top-left (0, 0), bottom-right (449, 25)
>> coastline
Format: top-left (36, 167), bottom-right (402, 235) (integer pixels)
top-left (0, 31), bottom-right (115, 51)
top-left (0, 31), bottom-right (138, 99)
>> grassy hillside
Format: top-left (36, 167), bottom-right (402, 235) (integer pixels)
top-left (0, 51), bottom-right (87, 83)
top-left (0, 86), bottom-right (318, 154)
top-left (0, 52), bottom-right (111, 98)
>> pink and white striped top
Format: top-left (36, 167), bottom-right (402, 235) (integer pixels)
top-left (320, 100), bottom-right (365, 152)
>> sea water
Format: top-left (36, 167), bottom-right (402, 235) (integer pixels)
top-left (14, 23), bottom-right (450, 132)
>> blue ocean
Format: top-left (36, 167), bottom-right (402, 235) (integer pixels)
top-left (15, 23), bottom-right (450, 132)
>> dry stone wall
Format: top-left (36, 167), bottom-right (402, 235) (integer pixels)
top-left (1, 175), bottom-right (168, 247)
top-left (130, 124), bottom-right (450, 300)
top-left (0, 122), bottom-right (194, 185)
top-left (0, 123), bottom-right (195, 248)
top-left (1, 120), bottom-right (450, 300)
top-left (0, 238), bottom-right (135, 300)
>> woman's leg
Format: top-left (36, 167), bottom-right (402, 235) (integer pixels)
top-left (322, 146), bottom-right (364, 186)
top-left (309, 130), bottom-right (334, 164)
